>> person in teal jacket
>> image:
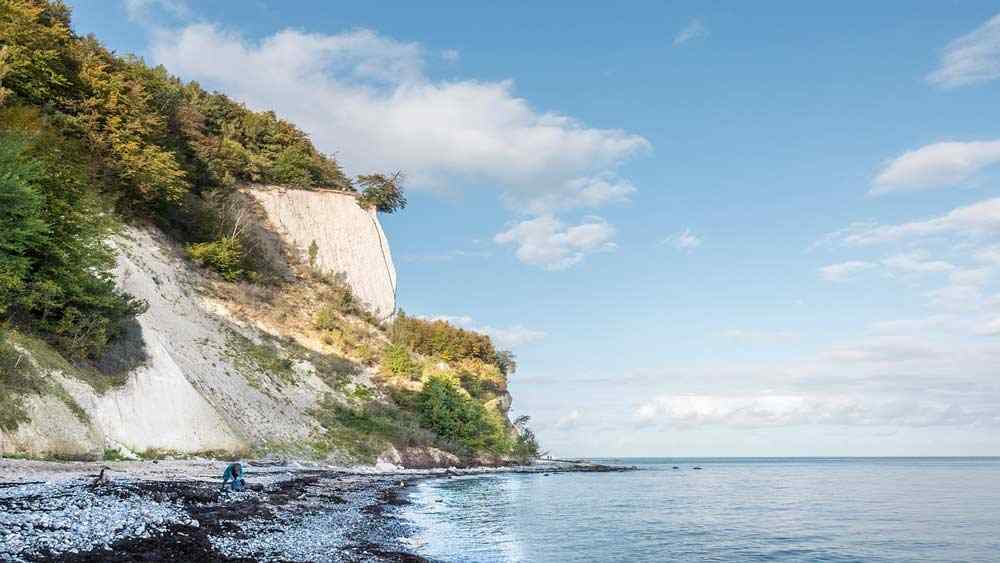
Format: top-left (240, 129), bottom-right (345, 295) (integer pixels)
top-left (221, 462), bottom-right (246, 491)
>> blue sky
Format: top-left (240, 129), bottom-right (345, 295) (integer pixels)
top-left (70, 1), bottom-right (1000, 456)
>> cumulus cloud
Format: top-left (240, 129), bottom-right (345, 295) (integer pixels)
top-left (819, 260), bottom-right (875, 282)
top-left (661, 228), bottom-right (702, 253)
top-left (927, 13), bottom-right (1000, 88)
top-left (151, 24), bottom-right (649, 217)
top-left (819, 198), bottom-right (1000, 246)
top-left (440, 48), bottom-right (460, 63)
top-left (634, 393), bottom-right (991, 428)
top-left (494, 215), bottom-right (616, 270)
top-left (673, 19), bottom-right (709, 46)
top-left (871, 140), bottom-right (1000, 194)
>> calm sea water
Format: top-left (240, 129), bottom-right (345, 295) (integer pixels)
top-left (401, 458), bottom-right (1000, 562)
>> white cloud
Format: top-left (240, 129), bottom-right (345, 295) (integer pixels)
top-left (925, 283), bottom-right (984, 310)
top-left (821, 198), bottom-right (1000, 246)
top-left (151, 25), bottom-right (650, 215)
top-left (673, 19), bottom-right (709, 47)
top-left (555, 409), bottom-right (582, 430)
top-left (974, 244), bottom-right (1000, 265)
top-left (819, 260), bottom-right (875, 282)
top-left (509, 174), bottom-right (637, 215)
top-left (494, 215), bottom-right (616, 270)
top-left (871, 140), bottom-right (1000, 194)
top-left (927, 13), bottom-right (1000, 88)
top-left (634, 393), bottom-right (989, 428)
top-left (661, 228), bottom-right (702, 253)
top-left (441, 48), bottom-right (460, 63)
top-left (949, 266), bottom-right (993, 287)
top-left (824, 338), bottom-right (939, 364)
top-left (867, 316), bottom-right (959, 335)
top-left (978, 317), bottom-right (1000, 336)
top-left (881, 250), bottom-right (954, 276)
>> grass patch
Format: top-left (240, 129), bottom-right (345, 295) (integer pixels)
top-left (311, 271), bottom-right (380, 326)
top-left (8, 330), bottom-right (129, 394)
top-left (103, 448), bottom-right (128, 461)
top-left (311, 393), bottom-right (436, 464)
top-left (314, 309), bottom-right (381, 366)
top-left (0, 333), bottom-right (41, 432)
top-left (225, 331), bottom-right (299, 391)
top-left (289, 342), bottom-right (360, 391)
top-left (0, 330), bottom-right (89, 431)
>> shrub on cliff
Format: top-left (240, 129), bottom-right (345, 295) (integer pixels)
top-left (389, 312), bottom-right (497, 364)
top-left (187, 237), bottom-right (245, 281)
top-left (356, 172), bottom-right (407, 214)
top-left (380, 344), bottom-right (420, 380)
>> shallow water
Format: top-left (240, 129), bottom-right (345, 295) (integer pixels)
top-left (401, 458), bottom-right (1000, 562)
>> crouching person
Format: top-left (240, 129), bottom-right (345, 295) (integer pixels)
top-left (222, 462), bottom-right (246, 492)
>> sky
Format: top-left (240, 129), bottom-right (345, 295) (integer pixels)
top-left (68, 0), bottom-right (1000, 456)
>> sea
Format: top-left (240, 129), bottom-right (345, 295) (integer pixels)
top-left (400, 458), bottom-right (1000, 562)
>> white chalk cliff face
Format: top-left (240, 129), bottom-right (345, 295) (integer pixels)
top-left (0, 186), bottom-right (402, 460)
top-left (244, 186), bottom-right (397, 320)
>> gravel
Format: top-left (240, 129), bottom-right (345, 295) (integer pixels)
top-left (0, 480), bottom-right (196, 561)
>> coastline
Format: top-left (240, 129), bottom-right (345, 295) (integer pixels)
top-left (0, 459), bottom-right (634, 562)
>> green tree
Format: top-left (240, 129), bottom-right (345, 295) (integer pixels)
top-left (0, 0), bottom-right (77, 107)
top-left (0, 132), bottom-right (46, 314)
top-left (0, 106), bottom-right (146, 358)
top-left (357, 171), bottom-right (407, 213)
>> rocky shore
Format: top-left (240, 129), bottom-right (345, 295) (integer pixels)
top-left (0, 459), bottom-right (634, 562)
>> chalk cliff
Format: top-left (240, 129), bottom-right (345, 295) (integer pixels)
top-left (244, 186), bottom-right (397, 320)
top-left (0, 188), bottom-right (385, 460)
